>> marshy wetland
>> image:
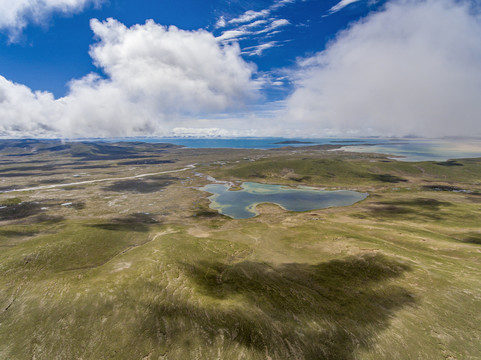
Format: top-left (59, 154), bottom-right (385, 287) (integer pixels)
top-left (0, 139), bottom-right (480, 359)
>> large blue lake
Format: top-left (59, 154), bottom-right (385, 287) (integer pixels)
top-left (339, 139), bottom-right (481, 162)
top-left (100, 137), bottom-right (381, 149)
top-left (96, 137), bottom-right (481, 161)
top-left (201, 182), bottom-right (368, 219)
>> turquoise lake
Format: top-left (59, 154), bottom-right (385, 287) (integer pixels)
top-left (201, 182), bottom-right (368, 219)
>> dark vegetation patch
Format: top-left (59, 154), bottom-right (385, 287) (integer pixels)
top-left (29, 214), bottom-right (65, 224)
top-left (143, 254), bottom-right (414, 360)
top-left (72, 164), bottom-right (112, 169)
top-left (102, 176), bottom-right (176, 193)
top-left (0, 172), bottom-right (60, 178)
top-left (279, 168), bottom-right (311, 182)
top-left (88, 223), bottom-right (150, 232)
top-left (455, 232), bottom-right (481, 245)
top-left (0, 164), bottom-right (57, 173)
top-left (7, 153), bottom-right (39, 157)
top-left (249, 171), bottom-right (267, 179)
top-left (0, 197), bottom-right (81, 221)
top-left (0, 197), bottom-right (22, 206)
top-left (192, 199), bottom-right (226, 219)
top-left (6, 153), bottom-right (38, 157)
top-left (193, 207), bottom-right (223, 218)
top-left (90, 212), bottom-right (159, 232)
top-left (435, 160), bottom-right (464, 166)
top-left (422, 185), bottom-right (467, 192)
top-left (117, 159), bottom-right (176, 165)
top-left (289, 175), bottom-right (312, 182)
top-left (0, 229), bottom-right (38, 238)
top-left (61, 186), bottom-right (86, 191)
top-left (465, 192), bottom-right (481, 203)
top-left (0, 186), bottom-right (21, 192)
top-left (372, 174), bottom-right (408, 183)
top-left (38, 179), bottom-right (68, 185)
top-left (0, 202), bottom-right (43, 221)
top-left (380, 198), bottom-right (450, 209)
top-left (364, 198), bottom-right (452, 220)
top-left (62, 201), bottom-right (86, 210)
top-left (0, 162), bottom-right (83, 173)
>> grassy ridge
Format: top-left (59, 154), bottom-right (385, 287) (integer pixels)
top-left (205, 155), bottom-right (481, 189)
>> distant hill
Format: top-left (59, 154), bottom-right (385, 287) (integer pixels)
top-left (0, 139), bottom-right (181, 161)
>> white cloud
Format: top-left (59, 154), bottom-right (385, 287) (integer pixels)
top-left (0, 75), bottom-right (61, 136)
top-left (216, 0), bottom-right (295, 28)
top-left (0, 19), bottom-right (260, 138)
top-left (215, 1), bottom-right (294, 46)
top-left (328, 0), bottom-right (362, 14)
top-left (244, 19), bottom-right (270, 29)
top-left (243, 41), bottom-right (280, 56)
top-left (271, 0), bottom-right (296, 11)
top-left (215, 16), bottom-right (227, 28)
top-left (217, 18), bottom-right (290, 42)
top-left (216, 29), bottom-right (249, 41)
top-left (229, 9), bottom-right (270, 25)
top-left (0, 0), bottom-right (101, 39)
top-left (171, 127), bottom-right (233, 137)
top-left (284, 0), bottom-right (481, 137)
top-left (258, 19), bottom-right (290, 33)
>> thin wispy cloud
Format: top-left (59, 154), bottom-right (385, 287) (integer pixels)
top-left (216, 0), bottom-right (295, 28)
top-left (215, 16), bottom-right (227, 28)
top-left (217, 18), bottom-right (290, 41)
top-left (243, 41), bottom-right (280, 56)
top-left (228, 9), bottom-right (271, 25)
top-left (217, 29), bottom-right (249, 41)
top-left (257, 19), bottom-right (290, 34)
top-left (328, 0), bottom-right (361, 14)
top-left (244, 19), bottom-right (270, 29)
top-left (214, 0), bottom-right (294, 61)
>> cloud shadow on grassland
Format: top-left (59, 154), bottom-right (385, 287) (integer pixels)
top-left (140, 254), bottom-right (414, 359)
top-left (88, 212), bottom-right (160, 232)
top-left (355, 198), bottom-right (453, 221)
top-left (102, 176), bottom-right (178, 193)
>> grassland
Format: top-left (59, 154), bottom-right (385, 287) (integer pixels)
top-left (0, 140), bottom-right (480, 359)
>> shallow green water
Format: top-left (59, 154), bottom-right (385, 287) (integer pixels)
top-left (201, 182), bottom-right (368, 219)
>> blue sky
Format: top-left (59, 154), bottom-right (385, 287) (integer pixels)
top-left (0, 0), bottom-right (383, 98)
top-left (0, 0), bottom-right (480, 138)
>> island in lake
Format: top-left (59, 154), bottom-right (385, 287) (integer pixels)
top-left (273, 140), bottom-right (315, 144)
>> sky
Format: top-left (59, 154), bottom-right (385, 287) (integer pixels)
top-left (0, 0), bottom-right (480, 138)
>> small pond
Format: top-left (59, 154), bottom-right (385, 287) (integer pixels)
top-left (201, 182), bottom-right (368, 219)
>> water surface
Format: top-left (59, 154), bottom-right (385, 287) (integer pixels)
top-left (83, 137), bottom-right (481, 161)
top-left (339, 139), bottom-right (481, 161)
top-left (201, 182), bottom-right (368, 219)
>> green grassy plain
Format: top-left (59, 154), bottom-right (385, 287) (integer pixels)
top-left (0, 141), bottom-right (480, 359)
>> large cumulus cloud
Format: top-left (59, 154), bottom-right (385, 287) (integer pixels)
top-left (0, 19), bottom-right (259, 137)
top-left (284, 0), bottom-right (481, 137)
